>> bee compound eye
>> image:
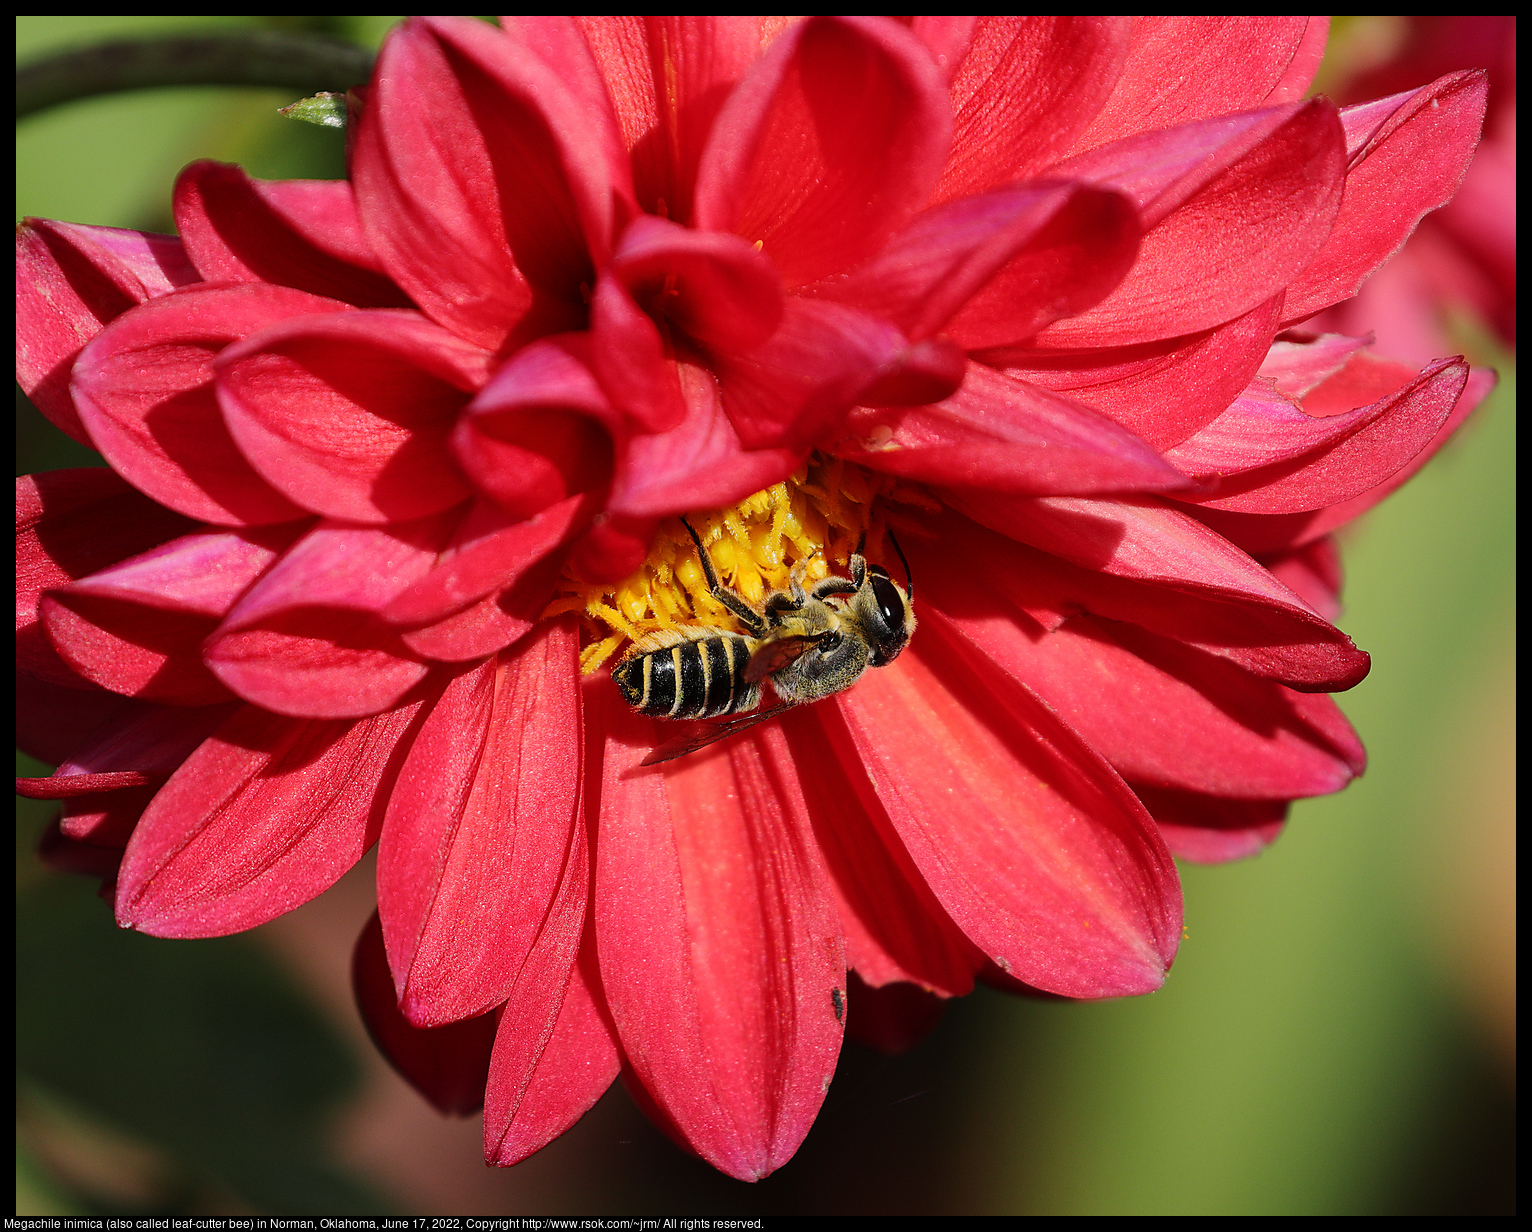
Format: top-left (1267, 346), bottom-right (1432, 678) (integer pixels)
top-left (871, 575), bottom-right (905, 628)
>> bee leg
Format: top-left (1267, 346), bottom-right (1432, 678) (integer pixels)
top-left (767, 547), bottom-right (821, 615)
top-left (680, 516), bottom-right (766, 635)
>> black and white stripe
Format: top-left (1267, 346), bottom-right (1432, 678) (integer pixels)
top-left (614, 634), bottom-right (758, 719)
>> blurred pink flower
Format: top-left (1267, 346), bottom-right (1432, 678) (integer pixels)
top-left (16, 17), bottom-right (1493, 1180)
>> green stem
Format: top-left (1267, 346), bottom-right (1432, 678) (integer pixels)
top-left (16, 31), bottom-right (376, 119)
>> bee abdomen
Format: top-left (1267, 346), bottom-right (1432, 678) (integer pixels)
top-left (613, 635), bottom-right (758, 719)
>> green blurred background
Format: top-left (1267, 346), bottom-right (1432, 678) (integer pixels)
top-left (16, 16), bottom-right (1515, 1216)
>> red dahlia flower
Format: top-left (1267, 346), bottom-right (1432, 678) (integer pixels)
top-left (16, 16), bottom-right (1495, 1181)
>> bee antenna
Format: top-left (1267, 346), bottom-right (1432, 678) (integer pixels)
top-left (886, 528), bottom-right (913, 602)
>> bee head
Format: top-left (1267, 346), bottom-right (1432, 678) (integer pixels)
top-left (853, 564), bottom-right (915, 667)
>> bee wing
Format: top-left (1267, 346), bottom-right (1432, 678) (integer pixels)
top-left (743, 632), bottom-right (816, 683)
top-left (639, 703), bottom-right (795, 767)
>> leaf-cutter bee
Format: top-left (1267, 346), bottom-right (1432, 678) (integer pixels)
top-left (613, 517), bottom-right (916, 765)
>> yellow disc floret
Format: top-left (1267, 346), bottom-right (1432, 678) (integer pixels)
top-left (547, 454), bottom-right (936, 675)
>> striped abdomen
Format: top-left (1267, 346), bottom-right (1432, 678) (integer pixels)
top-left (613, 633), bottom-right (760, 719)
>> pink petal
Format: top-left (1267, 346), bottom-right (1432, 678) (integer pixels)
top-left (835, 361), bottom-right (1188, 496)
top-left (1263, 536), bottom-right (1344, 624)
top-left (695, 15), bottom-right (951, 290)
top-left (934, 17), bottom-right (1133, 200)
top-left (214, 310), bottom-right (488, 522)
top-left (37, 817), bottom-right (131, 880)
top-left (171, 161), bottom-right (412, 307)
top-left (1185, 365), bottom-right (1495, 555)
top-left (40, 525), bottom-right (301, 706)
top-left (1258, 331), bottom-right (1371, 399)
top-left (17, 219), bottom-right (199, 443)
top-left (54, 700), bottom-right (238, 783)
top-left (811, 180), bottom-right (1140, 349)
top-left (1038, 100), bottom-right (1346, 346)
top-left (903, 16), bottom-right (978, 86)
top-left (778, 706), bottom-right (982, 997)
top-left (17, 470), bottom-right (198, 687)
top-left (454, 335), bottom-right (623, 521)
top-left (71, 283), bottom-right (350, 525)
top-left (15, 669), bottom-right (145, 768)
top-left (929, 499), bottom-right (1370, 692)
top-left (842, 971), bottom-right (949, 1055)
top-left (713, 298), bottom-right (910, 451)
top-left (568, 16), bottom-right (763, 223)
top-left (116, 693), bottom-right (433, 938)
top-left (353, 911), bottom-right (498, 1116)
top-left (378, 622), bottom-right (583, 1026)
top-left (994, 294), bottom-right (1284, 451)
top-left (204, 515), bottom-right (455, 718)
top-left (352, 16), bottom-right (631, 351)
top-left (831, 607), bottom-right (1182, 998)
top-left (397, 570), bottom-right (563, 664)
top-left (1136, 787), bottom-right (1289, 865)
top-left (608, 356), bottom-right (802, 519)
top-left (593, 682), bottom-right (844, 1181)
top-left (385, 495), bottom-right (593, 628)
top-left (587, 272), bottom-right (687, 433)
top-left (609, 213), bottom-right (784, 352)
top-left (1065, 17), bottom-right (1330, 155)
top-left (1282, 72), bottom-right (1490, 323)
top-left (485, 942), bottom-right (620, 1167)
top-left (1166, 358), bottom-right (1469, 514)
top-left (926, 588), bottom-right (1364, 799)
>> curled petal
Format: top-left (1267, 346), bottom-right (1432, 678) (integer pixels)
top-left (609, 358), bottom-right (801, 520)
top-left (71, 283), bottom-right (348, 525)
top-left (610, 214), bottom-right (784, 352)
top-left (41, 525), bottom-right (302, 706)
top-left (386, 494), bottom-right (594, 629)
top-left (813, 180), bottom-right (1141, 348)
top-left (831, 608), bottom-right (1182, 998)
top-left (1186, 365), bottom-right (1495, 555)
top-left (204, 515), bottom-right (456, 718)
top-left (1167, 358), bottom-right (1469, 514)
top-left (353, 912), bottom-right (498, 1117)
top-left (17, 219), bottom-right (199, 443)
top-left (18, 470), bottom-right (198, 687)
top-left (1282, 72), bottom-right (1490, 323)
top-left (924, 579), bottom-right (1364, 799)
top-left (932, 500), bottom-right (1370, 691)
top-left (588, 272), bottom-right (687, 432)
top-left (713, 299), bottom-right (910, 451)
top-left (116, 693), bottom-right (433, 938)
top-left (594, 683), bottom-right (844, 1181)
top-left (1136, 787), bottom-right (1289, 865)
top-left (455, 336), bottom-right (621, 520)
top-left (837, 362), bottom-right (1189, 496)
top-left (378, 622), bottom-right (584, 1027)
top-left (695, 15), bottom-right (952, 289)
top-left (995, 295), bottom-right (1285, 452)
top-left (1258, 331), bottom-right (1371, 399)
top-left (172, 160), bottom-right (412, 307)
top-left (1040, 100), bottom-right (1346, 346)
top-left (352, 15), bottom-right (631, 351)
top-left (215, 310), bottom-right (488, 523)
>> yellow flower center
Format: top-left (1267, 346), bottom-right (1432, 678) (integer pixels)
top-left (547, 454), bottom-right (935, 675)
